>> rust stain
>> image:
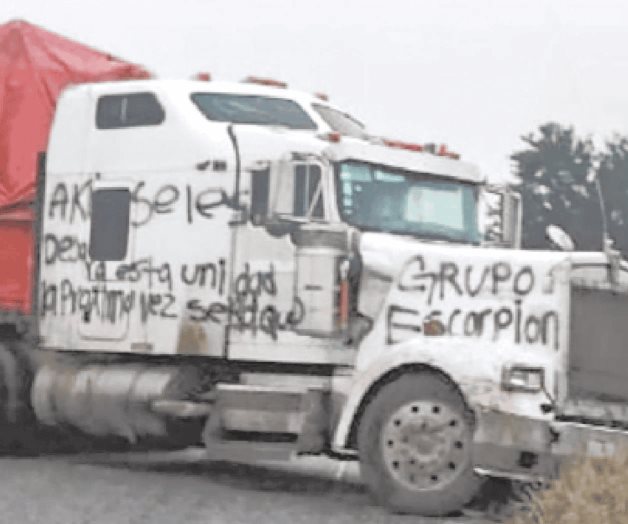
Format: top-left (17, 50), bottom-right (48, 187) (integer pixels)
top-left (175, 323), bottom-right (209, 355)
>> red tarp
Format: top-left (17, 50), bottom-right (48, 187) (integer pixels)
top-left (0, 20), bottom-right (150, 313)
top-left (0, 19), bottom-right (150, 209)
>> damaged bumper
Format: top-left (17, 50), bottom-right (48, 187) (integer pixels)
top-left (473, 410), bottom-right (556, 480)
top-left (472, 409), bottom-right (628, 481)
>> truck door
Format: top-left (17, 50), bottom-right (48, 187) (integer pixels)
top-left (227, 160), bottom-right (353, 364)
top-left (78, 178), bottom-right (135, 340)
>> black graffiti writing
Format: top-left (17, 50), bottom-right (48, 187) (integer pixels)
top-left (140, 292), bottom-right (177, 322)
top-left (41, 280), bottom-right (179, 324)
top-left (44, 237), bottom-right (226, 295)
top-left (386, 301), bottom-right (560, 349)
top-left (386, 305), bottom-right (422, 344)
top-left (188, 186), bottom-right (231, 223)
top-left (47, 180), bottom-right (232, 226)
top-left (114, 258), bottom-right (173, 290)
top-left (234, 263), bottom-right (277, 299)
top-left (257, 300), bottom-right (305, 339)
top-left (187, 296), bottom-right (305, 340)
top-left (41, 260), bottom-right (301, 339)
top-left (186, 263), bottom-right (302, 340)
top-left (48, 181), bottom-right (92, 223)
top-left (41, 279), bottom-right (135, 322)
top-left (180, 258), bottom-right (227, 295)
top-left (44, 234), bottom-right (88, 264)
top-left (132, 182), bottom-right (231, 227)
top-left (398, 256), bottom-right (538, 305)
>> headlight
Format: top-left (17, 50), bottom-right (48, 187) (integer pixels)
top-left (501, 365), bottom-right (545, 393)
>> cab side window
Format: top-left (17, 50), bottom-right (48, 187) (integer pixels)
top-left (96, 92), bottom-right (165, 129)
top-left (89, 189), bottom-right (131, 261)
top-left (293, 164), bottom-right (324, 219)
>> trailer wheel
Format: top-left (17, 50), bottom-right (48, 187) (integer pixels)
top-left (0, 341), bottom-right (34, 452)
top-left (357, 372), bottom-right (480, 516)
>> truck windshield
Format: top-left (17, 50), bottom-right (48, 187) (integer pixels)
top-left (335, 161), bottom-right (480, 243)
top-left (192, 93), bottom-right (317, 129)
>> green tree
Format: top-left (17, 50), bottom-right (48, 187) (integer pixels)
top-left (597, 136), bottom-right (628, 258)
top-left (512, 123), bottom-right (604, 251)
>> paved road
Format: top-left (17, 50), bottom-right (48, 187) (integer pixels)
top-left (0, 449), bottom-right (498, 524)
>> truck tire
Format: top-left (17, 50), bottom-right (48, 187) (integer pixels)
top-left (0, 341), bottom-right (35, 453)
top-left (357, 372), bottom-right (480, 516)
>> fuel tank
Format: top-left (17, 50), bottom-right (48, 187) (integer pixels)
top-left (31, 364), bottom-right (183, 441)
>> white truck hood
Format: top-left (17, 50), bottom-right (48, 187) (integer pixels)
top-left (357, 232), bottom-right (575, 359)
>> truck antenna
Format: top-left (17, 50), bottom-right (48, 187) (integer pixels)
top-left (594, 175), bottom-right (610, 249)
top-left (592, 167), bottom-right (621, 282)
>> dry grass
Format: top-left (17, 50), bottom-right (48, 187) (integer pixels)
top-left (509, 453), bottom-right (628, 524)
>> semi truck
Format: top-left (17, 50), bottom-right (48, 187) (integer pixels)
top-left (4, 19), bottom-right (628, 519)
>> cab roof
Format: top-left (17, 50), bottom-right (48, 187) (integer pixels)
top-left (71, 78), bottom-right (344, 115)
top-left (66, 79), bottom-right (482, 184)
top-left (324, 138), bottom-right (483, 184)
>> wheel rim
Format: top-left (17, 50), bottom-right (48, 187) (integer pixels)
top-left (380, 399), bottom-right (470, 492)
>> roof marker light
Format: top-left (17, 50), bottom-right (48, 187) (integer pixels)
top-left (383, 138), bottom-right (423, 152)
top-left (437, 144), bottom-right (461, 160)
top-left (314, 92), bottom-right (329, 101)
top-left (243, 75), bottom-right (288, 88)
top-left (194, 72), bottom-right (212, 81)
top-left (320, 131), bottom-right (341, 143)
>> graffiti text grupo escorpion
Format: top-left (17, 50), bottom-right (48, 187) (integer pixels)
top-left (386, 255), bottom-right (561, 349)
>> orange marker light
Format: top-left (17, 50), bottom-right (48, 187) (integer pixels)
top-left (327, 131), bottom-right (341, 143)
top-left (338, 260), bottom-right (351, 331)
top-left (383, 138), bottom-right (423, 152)
top-left (243, 76), bottom-right (288, 88)
top-left (437, 144), bottom-right (461, 160)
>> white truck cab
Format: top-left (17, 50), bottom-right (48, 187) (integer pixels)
top-left (33, 79), bottom-right (628, 516)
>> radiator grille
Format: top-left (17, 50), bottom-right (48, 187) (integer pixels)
top-left (569, 287), bottom-right (628, 402)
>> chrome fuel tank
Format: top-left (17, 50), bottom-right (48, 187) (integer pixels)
top-left (32, 364), bottom-right (181, 441)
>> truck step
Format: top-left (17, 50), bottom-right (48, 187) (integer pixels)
top-left (214, 384), bottom-right (316, 433)
top-left (202, 384), bottom-right (329, 457)
top-left (204, 435), bottom-right (297, 462)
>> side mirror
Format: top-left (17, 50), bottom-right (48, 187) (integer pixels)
top-left (481, 186), bottom-right (522, 249)
top-left (250, 165), bottom-right (303, 236)
top-left (500, 190), bottom-right (522, 249)
top-left (546, 224), bottom-right (575, 251)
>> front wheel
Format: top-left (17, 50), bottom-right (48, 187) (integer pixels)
top-left (357, 372), bottom-right (481, 516)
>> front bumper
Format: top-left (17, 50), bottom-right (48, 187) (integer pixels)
top-left (472, 409), bottom-right (628, 481)
top-left (472, 410), bottom-right (556, 480)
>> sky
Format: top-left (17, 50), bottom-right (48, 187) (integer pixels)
top-left (3, 0), bottom-right (628, 181)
